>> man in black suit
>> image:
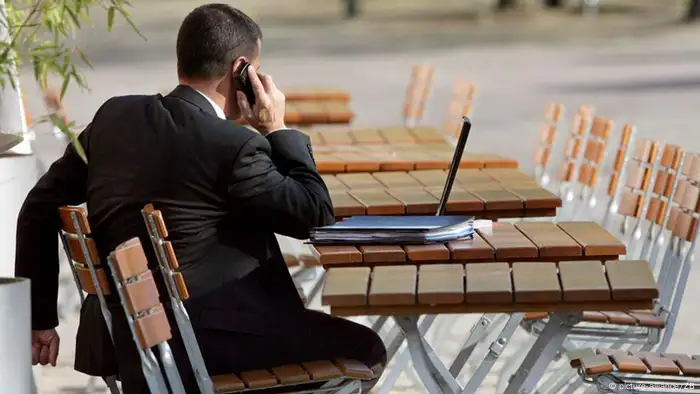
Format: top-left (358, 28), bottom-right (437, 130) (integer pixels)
top-left (15, 4), bottom-right (386, 393)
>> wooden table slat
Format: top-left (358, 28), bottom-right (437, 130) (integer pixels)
top-left (446, 233), bottom-right (495, 261)
top-left (408, 170), bottom-right (448, 187)
top-left (477, 223), bottom-right (539, 260)
top-left (321, 267), bottom-right (371, 306)
top-left (514, 222), bottom-right (582, 257)
top-left (372, 172), bottom-right (424, 188)
top-left (558, 222), bottom-right (627, 256)
top-left (417, 264), bottom-right (465, 305)
top-left (470, 187), bottom-right (524, 211)
top-left (605, 260), bottom-right (659, 301)
top-left (358, 245), bottom-right (406, 264)
top-left (465, 263), bottom-right (513, 304)
top-left (387, 188), bottom-right (440, 214)
top-left (369, 266), bottom-right (417, 305)
top-left (403, 243), bottom-right (451, 261)
top-left (348, 190), bottom-right (406, 215)
top-left (512, 262), bottom-right (562, 303)
top-left (329, 192), bottom-right (366, 217)
top-left (508, 187), bottom-right (562, 209)
top-left (335, 173), bottom-right (384, 189)
top-left (426, 187), bottom-right (484, 213)
top-left (558, 261), bottom-right (611, 302)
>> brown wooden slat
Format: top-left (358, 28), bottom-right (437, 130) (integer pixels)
top-left (633, 352), bottom-right (682, 375)
top-left (212, 374), bottom-right (246, 393)
top-left (426, 187), bottom-right (484, 213)
top-left (600, 311), bottom-right (637, 325)
top-left (372, 172), bottom-right (423, 188)
top-left (358, 245), bottom-right (406, 264)
top-left (471, 187), bottom-right (524, 211)
top-left (477, 223), bottom-right (538, 260)
top-left (465, 263), bottom-right (512, 304)
top-left (369, 266), bottom-right (417, 305)
top-left (349, 190), bottom-right (406, 215)
top-left (601, 350), bottom-right (648, 374)
top-left (455, 169), bottom-right (495, 185)
top-left (582, 311), bottom-right (608, 323)
top-left (605, 260), bottom-right (659, 301)
top-left (508, 187), bottom-right (562, 209)
top-left (322, 267), bottom-right (371, 306)
top-left (558, 261), bottom-right (611, 302)
top-left (558, 222), bottom-right (626, 256)
top-left (626, 312), bottom-right (665, 328)
top-left (311, 245), bottom-right (362, 266)
top-left (322, 175), bottom-right (347, 190)
top-left (301, 360), bottom-right (344, 380)
top-left (409, 126), bottom-right (446, 143)
top-left (417, 264), bottom-right (465, 305)
top-left (576, 353), bottom-right (616, 376)
top-left (409, 170), bottom-right (447, 187)
top-left (336, 173), bottom-right (384, 189)
top-left (446, 233), bottom-right (495, 261)
top-left (316, 154), bottom-right (346, 173)
top-left (380, 127), bottom-right (417, 144)
top-left (349, 128), bottom-right (386, 144)
top-left (333, 153), bottom-right (381, 173)
top-left (387, 188), bottom-right (439, 214)
top-left (321, 130), bottom-right (354, 145)
top-left (663, 354), bottom-right (700, 377)
top-left (239, 369), bottom-right (278, 389)
top-left (334, 359), bottom-right (374, 380)
top-left (403, 244), bottom-right (450, 261)
top-left (270, 364), bottom-right (310, 385)
top-left (514, 222), bottom-right (582, 257)
top-left (512, 262), bottom-right (562, 303)
top-left (330, 192), bottom-right (366, 217)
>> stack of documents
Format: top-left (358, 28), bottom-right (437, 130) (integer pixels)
top-left (309, 216), bottom-right (491, 245)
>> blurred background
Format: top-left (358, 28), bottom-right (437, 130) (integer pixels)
top-left (10, 0), bottom-right (700, 392)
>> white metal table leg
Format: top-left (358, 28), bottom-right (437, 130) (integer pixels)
top-left (394, 315), bottom-right (462, 394)
top-left (462, 313), bottom-right (524, 393)
top-left (449, 313), bottom-right (504, 377)
top-left (503, 312), bottom-right (582, 394)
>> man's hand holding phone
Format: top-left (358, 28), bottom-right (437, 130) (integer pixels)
top-left (237, 67), bottom-right (286, 135)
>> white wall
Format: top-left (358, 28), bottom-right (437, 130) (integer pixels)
top-left (0, 155), bottom-right (39, 277)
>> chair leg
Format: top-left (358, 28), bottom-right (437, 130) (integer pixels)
top-left (104, 375), bottom-right (121, 394)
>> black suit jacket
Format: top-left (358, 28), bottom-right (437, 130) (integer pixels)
top-left (15, 85), bottom-right (335, 375)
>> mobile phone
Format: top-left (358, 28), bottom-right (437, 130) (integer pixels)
top-left (238, 62), bottom-right (256, 106)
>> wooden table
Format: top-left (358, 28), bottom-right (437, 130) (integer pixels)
top-left (235, 101), bottom-right (353, 126)
top-left (321, 248), bottom-right (656, 394)
top-left (310, 222), bottom-right (626, 267)
top-left (324, 169), bottom-right (561, 218)
top-left (283, 87), bottom-right (350, 103)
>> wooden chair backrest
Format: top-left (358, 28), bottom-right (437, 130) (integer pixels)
top-left (557, 105), bottom-right (593, 183)
top-left (402, 65), bottom-right (435, 126)
top-left (442, 80), bottom-right (477, 138)
top-left (614, 138), bottom-right (660, 218)
top-left (576, 117), bottom-right (613, 188)
top-left (533, 103), bottom-right (564, 168)
top-left (110, 238), bottom-right (172, 350)
top-left (57, 206), bottom-right (110, 296)
top-left (667, 152), bottom-right (700, 243)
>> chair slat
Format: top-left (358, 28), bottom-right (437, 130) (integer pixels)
top-left (558, 261), bottom-right (610, 302)
top-left (603, 350), bottom-right (649, 374)
top-left (302, 360), bottom-right (344, 380)
top-left (211, 374), bottom-right (246, 393)
top-left (133, 304), bottom-right (171, 349)
top-left (322, 267), bottom-right (370, 307)
top-left (514, 222), bottom-right (582, 257)
top-left (512, 262), bottom-right (561, 303)
top-left (122, 271), bottom-right (161, 315)
top-left (417, 264), bottom-right (465, 305)
top-left (334, 359), bottom-right (374, 380)
top-left (664, 354), bottom-right (700, 377)
top-left (632, 352), bottom-right (681, 375)
top-left (270, 364), bottom-right (310, 385)
top-left (239, 369), bottom-right (278, 389)
top-left (369, 266), bottom-right (417, 305)
top-left (557, 222), bottom-right (627, 256)
top-left (605, 260), bottom-right (659, 301)
top-left (465, 263), bottom-right (512, 304)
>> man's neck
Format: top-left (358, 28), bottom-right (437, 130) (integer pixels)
top-left (182, 82), bottom-right (225, 111)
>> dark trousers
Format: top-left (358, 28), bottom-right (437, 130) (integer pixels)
top-left (113, 309), bottom-right (386, 393)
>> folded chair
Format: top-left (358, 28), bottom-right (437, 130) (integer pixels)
top-left (442, 80), bottom-right (477, 140)
top-left (579, 123), bottom-right (637, 222)
top-left (554, 105), bottom-right (594, 207)
top-left (57, 206), bottom-right (121, 394)
top-left (402, 65), bottom-right (435, 128)
top-left (107, 239), bottom-right (186, 394)
top-left (532, 103), bottom-right (565, 187)
top-left (569, 348), bottom-right (700, 393)
top-left (566, 117), bottom-right (614, 220)
top-left (141, 205), bottom-right (373, 394)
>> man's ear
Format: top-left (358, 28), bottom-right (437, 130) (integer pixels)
top-left (232, 57), bottom-right (249, 75)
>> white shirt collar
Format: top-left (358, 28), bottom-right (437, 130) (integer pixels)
top-left (194, 89), bottom-right (226, 119)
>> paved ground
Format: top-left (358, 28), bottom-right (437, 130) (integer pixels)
top-left (18, 0), bottom-right (700, 392)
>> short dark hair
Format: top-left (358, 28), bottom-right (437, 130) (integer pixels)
top-left (176, 4), bottom-right (262, 80)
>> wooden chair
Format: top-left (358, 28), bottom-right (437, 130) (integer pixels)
top-left (141, 205), bottom-right (373, 394)
top-left (402, 65), bottom-right (434, 128)
top-left (568, 348), bottom-right (700, 394)
top-left (555, 105), bottom-right (594, 204)
top-left (532, 103), bottom-right (564, 187)
top-left (107, 238), bottom-right (186, 394)
top-left (567, 116), bottom-right (613, 220)
top-left (442, 80), bottom-right (477, 140)
top-left (57, 206), bottom-right (121, 394)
